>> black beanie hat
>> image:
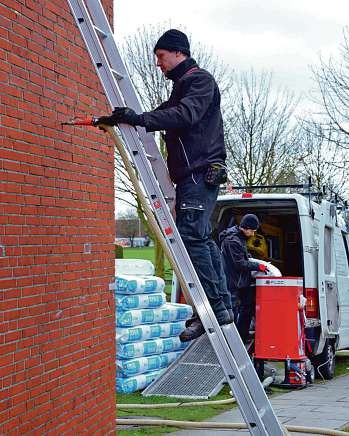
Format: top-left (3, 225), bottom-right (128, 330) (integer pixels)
top-left (240, 214), bottom-right (260, 230)
top-left (154, 29), bottom-right (190, 57)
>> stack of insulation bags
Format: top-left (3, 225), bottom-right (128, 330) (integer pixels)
top-left (115, 259), bottom-right (193, 393)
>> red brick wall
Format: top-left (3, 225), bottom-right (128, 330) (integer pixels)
top-left (0, 1), bottom-right (116, 433)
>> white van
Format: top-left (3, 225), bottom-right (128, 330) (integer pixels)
top-left (210, 192), bottom-right (349, 379)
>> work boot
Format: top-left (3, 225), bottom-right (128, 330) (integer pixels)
top-left (179, 319), bottom-right (205, 342)
top-left (185, 313), bottom-right (198, 328)
top-left (180, 309), bottom-right (233, 342)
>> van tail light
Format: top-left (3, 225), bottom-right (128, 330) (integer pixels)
top-left (242, 192), bottom-right (253, 198)
top-left (304, 288), bottom-right (319, 318)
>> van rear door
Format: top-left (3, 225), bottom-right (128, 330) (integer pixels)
top-left (318, 200), bottom-right (339, 336)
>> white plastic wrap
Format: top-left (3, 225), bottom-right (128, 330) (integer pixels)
top-left (115, 274), bottom-right (165, 295)
top-left (116, 292), bottom-right (166, 311)
top-left (115, 259), bottom-right (155, 276)
top-left (117, 336), bottom-right (188, 359)
top-left (117, 351), bottom-right (183, 377)
top-left (250, 258), bottom-right (282, 278)
top-left (116, 303), bottom-right (193, 327)
top-left (116, 369), bottom-right (164, 393)
top-left (116, 320), bottom-right (186, 343)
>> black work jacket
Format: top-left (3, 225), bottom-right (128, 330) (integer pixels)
top-left (142, 58), bottom-right (226, 183)
top-left (219, 226), bottom-right (260, 291)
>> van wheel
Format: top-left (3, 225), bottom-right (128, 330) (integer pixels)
top-left (312, 340), bottom-right (336, 379)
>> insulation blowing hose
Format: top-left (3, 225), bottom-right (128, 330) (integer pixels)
top-left (106, 126), bottom-right (194, 306)
top-left (116, 418), bottom-right (348, 435)
top-left (117, 377), bottom-right (274, 410)
top-left (118, 397), bottom-right (236, 409)
top-left (117, 377), bottom-right (347, 435)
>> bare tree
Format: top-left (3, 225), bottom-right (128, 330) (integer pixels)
top-left (115, 23), bottom-right (233, 277)
top-left (298, 120), bottom-right (349, 198)
top-left (312, 27), bottom-right (349, 148)
top-left (224, 70), bottom-right (304, 188)
top-left (116, 208), bottom-right (143, 247)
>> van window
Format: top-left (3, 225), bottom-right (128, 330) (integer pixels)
top-left (342, 232), bottom-right (349, 269)
top-left (324, 226), bottom-right (332, 274)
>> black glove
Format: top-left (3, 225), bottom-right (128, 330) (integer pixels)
top-left (95, 107), bottom-right (144, 127)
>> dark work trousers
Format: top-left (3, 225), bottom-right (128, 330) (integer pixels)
top-left (175, 172), bottom-right (232, 317)
top-left (236, 285), bottom-right (256, 343)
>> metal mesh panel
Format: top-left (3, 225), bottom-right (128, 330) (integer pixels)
top-left (180, 334), bottom-right (220, 364)
top-left (142, 334), bottom-right (225, 399)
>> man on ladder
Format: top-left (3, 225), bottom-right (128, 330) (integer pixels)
top-left (97, 29), bottom-right (233, 340)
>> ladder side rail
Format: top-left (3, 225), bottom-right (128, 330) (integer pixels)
top-left (67, 0), bottom-right (175, 205)
top-left (224, 328), bottom-right (277, 408)
top-left (222, 327), bottom-right (286, 433)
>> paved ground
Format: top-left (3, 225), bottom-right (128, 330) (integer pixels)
top-left (167, 374), bottom-right (349, 435)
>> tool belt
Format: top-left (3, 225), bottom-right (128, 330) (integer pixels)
top-left (204, 163), bottom-right (228, 186)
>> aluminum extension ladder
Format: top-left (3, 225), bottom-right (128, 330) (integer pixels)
top-left (66, 1), bottom-right (284, 434)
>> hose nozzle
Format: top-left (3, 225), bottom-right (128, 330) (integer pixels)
top-left (61, 117), bottom-right (98, 126)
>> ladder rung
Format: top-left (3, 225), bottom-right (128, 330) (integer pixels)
top-left (93, 24), bottom-right (108, 38)
top-left (111, 68), bottom-right (124, 80)
top-left (238, 363), bottom-right (248, 373)
top-left (146, 153), bottom-right (157, 162)
top-left (259, 407), bottom-right (267, 419)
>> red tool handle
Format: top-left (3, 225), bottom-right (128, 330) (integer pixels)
top-left (61, 117), bottom-right (97, 126)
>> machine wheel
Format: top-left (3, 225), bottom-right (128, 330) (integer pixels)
top-left (306, 364), bottom-right (315, 384)
top-left (312, 340), bottom-right (336, 380)
top-left (254, 359), bottom-right (264, 381)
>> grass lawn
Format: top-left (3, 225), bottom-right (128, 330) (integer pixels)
top-left (123, 246), bottom-right (173, 296)
top-left (123, 247), bottom-right (156, 263)
top-left (117, 385), bottom-right (236, 435)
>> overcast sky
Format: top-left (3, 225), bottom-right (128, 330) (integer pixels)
top-left (113, 1), bottom-right (348, 215)
top-left (114, 0), bottom-right (348, 104)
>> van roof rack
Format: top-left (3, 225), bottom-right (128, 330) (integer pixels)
top-left (225, 178), bottom-right (348, 223)
top-left (229, 182), bottom-right (310, 191)
top-left (225, 178), bottom-right (316, 216)
top-left (228, 177), bottom-right (312, 193)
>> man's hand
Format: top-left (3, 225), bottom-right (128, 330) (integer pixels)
top-left (95, 107), bottom-right (144, 127)
top-left (258, 263), bottom-right (269, 274)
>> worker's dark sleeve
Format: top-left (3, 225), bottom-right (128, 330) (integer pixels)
top-left (225, 240), bottom-right (260, 272)
top-left (141, 74), bottom-right (215, 131)
top-left (153, 101), bottom-right (169, 111)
